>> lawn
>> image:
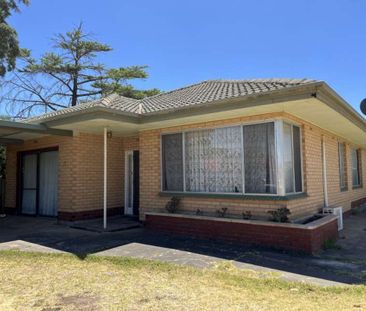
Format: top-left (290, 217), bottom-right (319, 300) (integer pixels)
top-left (0, 251), bottom-right (365, 311)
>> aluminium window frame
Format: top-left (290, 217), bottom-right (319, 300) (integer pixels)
top-left (160, 118), bottom-right (304, 197)
top-left (351, 147), bottom-right (362, 188)
top-left (282, 121), bottom-right (304, 195)
top-left (338, 142), bottom-right (347, 191)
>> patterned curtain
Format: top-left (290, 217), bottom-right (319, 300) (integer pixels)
top-left (185, 126), bottom-right (243, 193)
top-left (243, 122), bottom-right (277, 194)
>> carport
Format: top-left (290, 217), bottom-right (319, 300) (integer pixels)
top-left (0, 120), bottom-right (72, 218)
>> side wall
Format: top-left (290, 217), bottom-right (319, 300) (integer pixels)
top-left (139, 112), bottom-right (366, 221)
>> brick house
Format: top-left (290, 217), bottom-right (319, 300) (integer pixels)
top-left (2, 79), bottom-right (366, 252)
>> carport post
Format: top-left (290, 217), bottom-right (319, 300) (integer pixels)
top-left (103, 127), bottom-right (107, 229)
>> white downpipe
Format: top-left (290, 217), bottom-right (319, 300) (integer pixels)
top-left (103, 127), bottom-right (107, 229)
top-left (322, 136), bottom-right (329, 207)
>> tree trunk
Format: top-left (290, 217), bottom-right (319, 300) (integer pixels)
top-left (71, 76), bottom-right (78, 106)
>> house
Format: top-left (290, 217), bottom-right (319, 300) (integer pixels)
top-left (2, 79), bottom-right (366, 253)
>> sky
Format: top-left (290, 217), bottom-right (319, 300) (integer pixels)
top-left (8, 0), bottom-right (366, 113)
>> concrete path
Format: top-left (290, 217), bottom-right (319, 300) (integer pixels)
top-left (1, 214), bottom-right (366, 287)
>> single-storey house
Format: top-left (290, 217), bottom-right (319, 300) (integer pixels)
top-left (2, 78), bottom-right (366, 253)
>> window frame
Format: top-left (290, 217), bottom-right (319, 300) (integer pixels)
top-left (351, 147), bottom-right (362, 188)
top-left (160, 119), bottom-right (304, 197)
top-left (282, 122), bottom-right (304, 195)
top-left (338, 142), bottom-right (347, 191)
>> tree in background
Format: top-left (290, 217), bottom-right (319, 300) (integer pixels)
top-left (0, 0), bottom-right (29, 76)
top-left (1, 24), bottom-right (160, 117)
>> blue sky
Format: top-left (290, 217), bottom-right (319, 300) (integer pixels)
top-left (8, 0), bottom-right (366, 112)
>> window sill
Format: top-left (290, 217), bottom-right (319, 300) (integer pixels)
top-left (159, 192), bottom-right (308, 201)
top-left (352, 185), bottom-right (363, 190)
top-left (340, 187), bottom-right (348, 192)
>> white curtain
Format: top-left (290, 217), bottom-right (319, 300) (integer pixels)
top-left (185, 126), bottom-right (243, 193)
top-left (243, 123), bottom-right (276, 194)
top-left (39, 151), bottom-right (58, 216)
top-left (22, 154), bottom-right (37, 215)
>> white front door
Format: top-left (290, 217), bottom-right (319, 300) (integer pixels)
top-left (124, 151), bottom-right (134, 215)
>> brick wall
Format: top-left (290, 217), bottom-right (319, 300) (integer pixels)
top-left (145, 213), bottom-right (339, 254)
top-left (5, 133), bottom-right (138, 218)
top-left (5, 111), bottom-right (366, 221)
top-left (139, 112), bottom-right (366, 221)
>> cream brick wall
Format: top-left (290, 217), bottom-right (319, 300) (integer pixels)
top-left (139, 112), bottom-right (366, 220)
top-left (5, 133), bottom-right (133, 215)
top-left (5, 111), bottom-right (366, 220)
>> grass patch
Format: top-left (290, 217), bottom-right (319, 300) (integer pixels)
top-left (0, 250), bottom-right (365, 310)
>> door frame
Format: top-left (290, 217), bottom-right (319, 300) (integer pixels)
top-left (16, 146), bottom-right (59, 216)
top-left (124, 150), bottom-right (134, 215)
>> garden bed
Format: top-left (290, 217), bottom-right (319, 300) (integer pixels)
top-left (145, 212), bottom-right (338, 254)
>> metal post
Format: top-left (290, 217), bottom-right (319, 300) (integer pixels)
top-left (103, 127), bottom-right (107, 229)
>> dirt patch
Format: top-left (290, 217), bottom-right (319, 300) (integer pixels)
top-left (49, 293), bottom-right (100, 311)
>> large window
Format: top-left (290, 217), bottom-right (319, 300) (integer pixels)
top-left (161, 120), bottom-right (303, 195)
top-left (338, 142), bottom-right (347, 190)
top-left (351, 148), bottom-right (361, 187)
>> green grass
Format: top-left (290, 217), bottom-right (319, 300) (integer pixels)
top-left (0, 250), bottom-right (365, 310)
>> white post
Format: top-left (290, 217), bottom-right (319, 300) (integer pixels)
top-left (322, 135), bottom-right (329, 207)
top-left (103, 127), bottom-right (107, 229)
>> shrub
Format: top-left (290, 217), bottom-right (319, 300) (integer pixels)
top-left (242, 211), bottom-right (252, 220)
top-left (165, 197), bottom-right (181, 213)
top-left (216, 207), bottom-right (228, 218)
top-left (268, 207), bottom-right (291, 223)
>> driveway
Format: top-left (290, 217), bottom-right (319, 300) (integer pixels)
top-left (1, 213), bottom-right (366, 286)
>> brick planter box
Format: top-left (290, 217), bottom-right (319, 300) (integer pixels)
top-left (145, 213), bottom-right (338, 254)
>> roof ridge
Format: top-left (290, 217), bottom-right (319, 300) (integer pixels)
top-left (204, 78), bottom-right (319, 84)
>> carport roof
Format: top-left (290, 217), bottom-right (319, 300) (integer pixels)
top-left (0, 119), bottom-right (73, 144)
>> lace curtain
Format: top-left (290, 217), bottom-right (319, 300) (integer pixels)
top-left (243, 122), bottom-right (276, 194)
top-left (185, 126), bottom-right (243, 193)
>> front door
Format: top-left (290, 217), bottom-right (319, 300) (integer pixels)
top-left (21, 150), bottom-right (59, 216)
top-left (124, 151), bottom-right (134, 215)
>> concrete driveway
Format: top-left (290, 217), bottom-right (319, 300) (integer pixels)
top-left (1, 213), bottom-right (366, 286)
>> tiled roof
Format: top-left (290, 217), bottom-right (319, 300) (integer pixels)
top-left (26, 78), bottom-right (319, 122)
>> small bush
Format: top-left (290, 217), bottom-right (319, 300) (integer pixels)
top-left (242, 211), bottom-right (252, 220)
top-left (196, 209), bottom-right (203, 216)
top-left (216, 207), bottom-right (228, 218)
top-left (268, 207), bottom-right (291, 223)
top-left (165, 197), bottom-right (180, 213)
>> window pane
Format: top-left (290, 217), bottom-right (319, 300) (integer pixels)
top-left (162, 133), bottom-right (183, 191)
top-left (243, 122), bottom-right (277, 194)
top-left (283, 123), bottom-right (294, 193)
top-left (185, 126), bottom-right (243, 193)
top-left (292, 126), bottom-right (302, 192)
top-left (352, 149), bottom-right (360, 186)
top-left (338, 143), bottom-right (346, 189)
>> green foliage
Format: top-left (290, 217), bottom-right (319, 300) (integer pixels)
top-left (165, 196), bottom-right (180, 213)
top-left (1, 23), bottom-right (161, 117)
top-left (268, 207), bottom-right (291, 223)
top-left (0, 0), bottom-right (28, 76)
